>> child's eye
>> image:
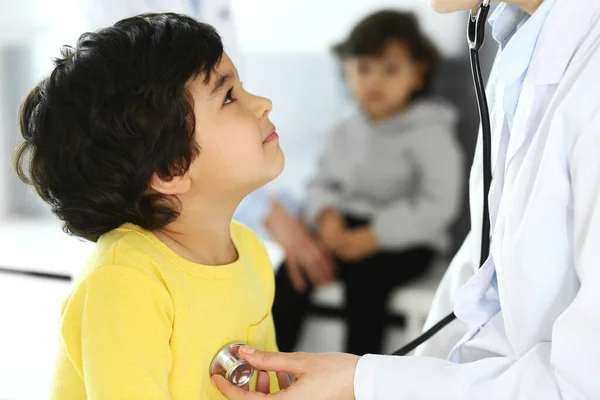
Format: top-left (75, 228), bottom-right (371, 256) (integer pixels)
top-left (223, 88), bottom-right (236, 105)
top-left (358, 62), bottom-right (371, 75)
top-left (384, 64), bottom-right (399, 75)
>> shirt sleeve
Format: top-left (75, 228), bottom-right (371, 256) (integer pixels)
top-left (61, 264), bottom-right (174, 399)
top-left (354, 110), bottom-right (600, 400)
top-left (372, 123), bottom-right (464, 249)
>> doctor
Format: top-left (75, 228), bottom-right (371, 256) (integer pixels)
top-left (213, 0), bottom-right (600, 398)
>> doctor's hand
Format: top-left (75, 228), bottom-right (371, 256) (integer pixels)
top-left (266, 201), bottom-right (337, 292)
top-left (212, 347), bottom-right (359, 400)
top-left (334, 226), bottom-right (379, 262)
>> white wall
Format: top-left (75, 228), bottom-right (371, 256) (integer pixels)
top-left (232, 0), bottom-right (467, 57)
top-left (0, 0), bottom-right (88, 219)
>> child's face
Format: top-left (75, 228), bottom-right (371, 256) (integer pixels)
top-left (344, 41), bottom-right (425, 121)
top-left (184, 53), bottom-right (284, 200)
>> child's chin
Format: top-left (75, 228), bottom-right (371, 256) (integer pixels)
top-left (266, 151), bottom-right (285, 181)
top-left (255, 152), bottom-right (285, 189)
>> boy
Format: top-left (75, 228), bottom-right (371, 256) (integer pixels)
top-left (14, 13), bottom-right (284, 399)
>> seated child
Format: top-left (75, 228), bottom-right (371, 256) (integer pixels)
top-left (14, 13), bottom-right (285, 399)
top-left (272, 10), bottom-right (464, 356)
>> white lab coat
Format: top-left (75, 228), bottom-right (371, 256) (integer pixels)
top-left (354, 0), bottom-right (600, 398)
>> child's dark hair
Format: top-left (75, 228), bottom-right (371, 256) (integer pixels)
top-left (332, 10), bottom-right (440, 99)
top-left (13, 13), bottom-right (223, 242)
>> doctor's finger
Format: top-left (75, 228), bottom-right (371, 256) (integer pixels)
top-left (213, 375), bottom-right (289, 400)
top-left (212, 375), bottom-right (262, 399)
top-left (256, 371), bottom-right (271, 394)
top-left (239, 347), bottom-right (306, 375)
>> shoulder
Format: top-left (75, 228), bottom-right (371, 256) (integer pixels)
top-left (231, 221), bottom-right (269, 258)
top-left (63, 261), bottom-right (173, 328)
top-left (534, 3), bottom-right (600, 126)
top-left (231, 220), bottom-right (260, 244)
top-left (76, 224), bottom-right (166, 286)
top-left (399, 100), bottom-right (460, 149)
top-left (551, 23), bottom-right (600, 148)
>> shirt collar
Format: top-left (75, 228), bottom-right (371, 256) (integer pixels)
top-left (489, 3), bottom-right (528, 48)
top-left (490, 0), bottom-right (556, 84)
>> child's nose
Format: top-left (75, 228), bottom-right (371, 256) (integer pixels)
top-left (253, 95), bottom-right (272, 118)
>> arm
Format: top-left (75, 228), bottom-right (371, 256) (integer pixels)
top-left (373, 124), bottom-right (464, 249)
top-left (263, 198), bottom-right (336, 291)
top-left (355, 111), bottom-right (600, 400)
top-left (62, 265), bottom-right (174, 399)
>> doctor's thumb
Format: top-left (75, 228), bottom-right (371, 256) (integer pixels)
top-left (239, 347), bottom-right (305, 375)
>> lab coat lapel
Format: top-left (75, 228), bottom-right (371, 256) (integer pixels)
top-left (504, 0), bottom-right (600, 170)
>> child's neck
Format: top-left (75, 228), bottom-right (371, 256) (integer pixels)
top-left (365, 101), bottom-right (410, 123)
top-left (154, 197), bottom-right (239, 266)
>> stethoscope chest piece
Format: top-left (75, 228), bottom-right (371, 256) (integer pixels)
top-left (210, 342), bottom-right (255, 387)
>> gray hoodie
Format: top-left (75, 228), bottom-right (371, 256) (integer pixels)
top-left (304, 99), bottom-right (464, 252)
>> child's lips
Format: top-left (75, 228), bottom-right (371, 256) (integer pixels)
top-left (365, 92), bottom-right (384, 102)
top-left (262, 131), bottom-right (279, 143)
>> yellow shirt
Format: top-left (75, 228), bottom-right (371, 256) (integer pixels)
top-left (50, 222), bottom-right (279, 399)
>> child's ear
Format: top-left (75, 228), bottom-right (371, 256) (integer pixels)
top-left (150, 173), bottom-right (191, 196)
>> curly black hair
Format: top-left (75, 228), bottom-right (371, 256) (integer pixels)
top-left (332, 10), bottom-right (440, 99)
top-left (13, 13), bottom-right (223, 242)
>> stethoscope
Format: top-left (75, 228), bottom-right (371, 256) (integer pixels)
top-left (210, 342), bottom-right (255, 387)
top-left (210, 0), bottom-right (494, 385)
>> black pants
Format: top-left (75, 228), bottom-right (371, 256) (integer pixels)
top-left (272, 215), bottom-right (436, 356)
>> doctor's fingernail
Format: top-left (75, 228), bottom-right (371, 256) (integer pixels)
top-left (240, 346), bottom-right (255, 354)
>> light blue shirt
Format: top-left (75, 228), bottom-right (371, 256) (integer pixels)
top-left (489, 0), bottom-right (556, 120)
top-left (486, 1), bottom-right (555, 294)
